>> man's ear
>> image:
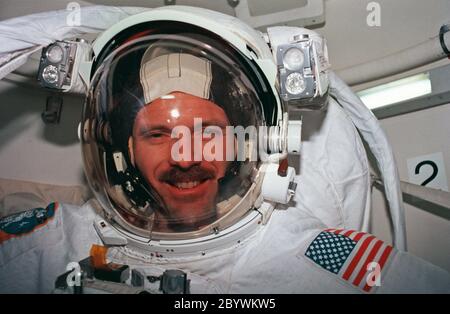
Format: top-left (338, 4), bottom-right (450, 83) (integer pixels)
top-left (128, 137), bottom-right (135, 166)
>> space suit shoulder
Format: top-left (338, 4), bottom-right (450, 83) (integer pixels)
top-left (302, 228), bottom-right (450, 293)
top-left (0, 202), bottom-right (59, 245)
top-left (302, 228), bottom-right (395, 293)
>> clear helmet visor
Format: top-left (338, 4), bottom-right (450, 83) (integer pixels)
top-left (82, 34), bottom-right (266, 240)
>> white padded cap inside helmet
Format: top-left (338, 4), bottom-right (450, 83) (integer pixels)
top-left (139, 51), bottom-right (213, 104)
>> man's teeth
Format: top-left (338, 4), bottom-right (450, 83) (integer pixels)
top-left (174, 181), bottom-right (200, 189)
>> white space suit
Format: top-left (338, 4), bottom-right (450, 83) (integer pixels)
top-left (1, 195), bottom-right (449, 293)
top-left (0, 6), bottom-right (449, 294)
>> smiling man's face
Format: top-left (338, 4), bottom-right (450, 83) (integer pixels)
top-left (128, 92), bottom-right (231, 230)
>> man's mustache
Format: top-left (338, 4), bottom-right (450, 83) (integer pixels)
top-left (159, 165), bottom-right (215, 184)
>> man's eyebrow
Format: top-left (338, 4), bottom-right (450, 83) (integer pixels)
top-left (136, 119), bottom-right (229, 134)
top-left (198, 119), bottom-right (229, 128)
top-left (137, 124), bottom-right (172, 134)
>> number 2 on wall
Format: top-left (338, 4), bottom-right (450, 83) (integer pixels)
top-left (415, 160), bottom-right (439, 186)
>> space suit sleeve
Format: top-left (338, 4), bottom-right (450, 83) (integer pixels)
top-left (378, 246), bottom-right (450, 293)
top-left (0, 202), bottom-right (101, 293)
top-left (0, 203), bottom-right (63, 293)
top-left (303, 228), bottom-right (450, 293)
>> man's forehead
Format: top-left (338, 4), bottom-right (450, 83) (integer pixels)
top-left (134, 92), bottom-right (230, 127)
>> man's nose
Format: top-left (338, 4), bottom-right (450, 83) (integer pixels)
top-left (169, 156), bottom-right (201, 170)
top-left (169, 134), bottom-right (203, 169)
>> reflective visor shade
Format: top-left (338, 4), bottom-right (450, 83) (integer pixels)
top-left (82, 34), bottom-right (266, 240)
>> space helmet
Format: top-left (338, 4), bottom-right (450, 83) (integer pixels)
top-left (81, 6), bottom-right (329, 243)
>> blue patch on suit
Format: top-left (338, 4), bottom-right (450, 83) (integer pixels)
top-left (0, 203), bottom-right (57, 235)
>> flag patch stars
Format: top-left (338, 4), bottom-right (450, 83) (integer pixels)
top-left (305, 231), bottom-right (356, 274)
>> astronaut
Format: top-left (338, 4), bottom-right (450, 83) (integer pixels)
top-left (0, 6), bottom-right (450, 294)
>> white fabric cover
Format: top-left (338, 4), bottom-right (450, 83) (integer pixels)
top-left (294, 98), bottom-right (371, 231)
top-left (329, 71), bottom-right (407, 250)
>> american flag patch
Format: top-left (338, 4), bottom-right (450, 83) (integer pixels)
top-left (305, 229), bottom-right (395, 292)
